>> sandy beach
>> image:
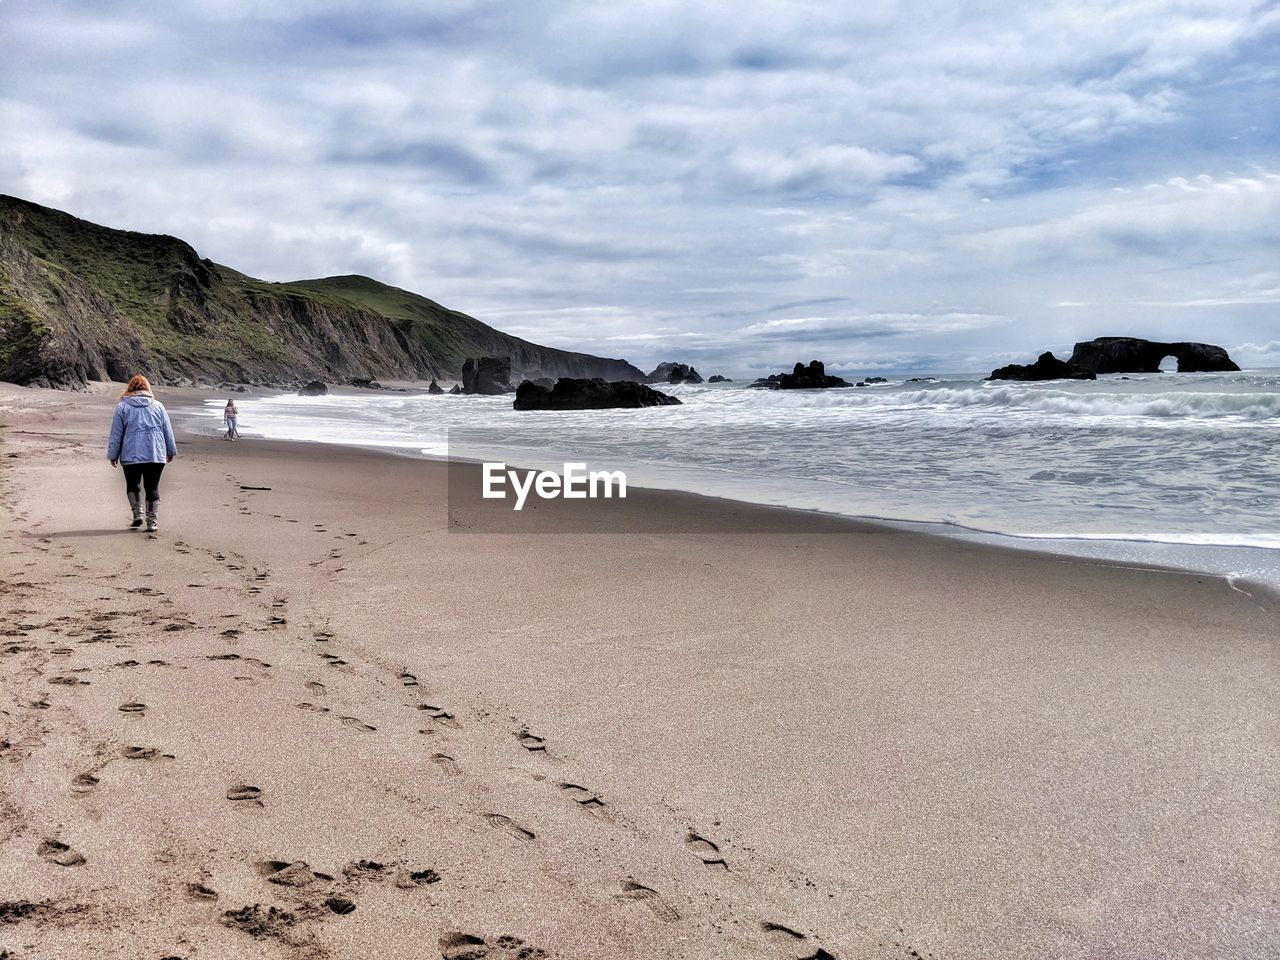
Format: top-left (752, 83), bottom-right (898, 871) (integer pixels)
top-left (1, 381), bottom-right (1276, 960)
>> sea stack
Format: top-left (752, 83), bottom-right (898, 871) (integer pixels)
top-left (988, 352), bottom-right (1096, 381)
top-left (462, 356), bottom-right (515, 395)
top-left (513, 378), bottom-right (682, 410)
top-left (647, 362), bottom-right (703, 384)
top-left (1069, 338), bottom-right (1240, 374)
top-left (751, 361), bottom-right (852, 389)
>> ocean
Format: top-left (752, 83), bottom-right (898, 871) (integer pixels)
top-left (197, 369), bottom-right (1280, 589)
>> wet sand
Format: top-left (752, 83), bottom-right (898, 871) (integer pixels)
top-left (1, 381), bottom-right (1276, 960)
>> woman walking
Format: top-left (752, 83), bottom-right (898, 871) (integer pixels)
top-left (107, 375), bottom-right (177, 532)
top-left (223, 398), bottom-right (240, 440)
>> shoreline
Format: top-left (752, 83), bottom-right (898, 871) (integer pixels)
top-left (177, 387), bottom-right (1280, 601)
top-left (2, 381), bottom-right (1278, 959)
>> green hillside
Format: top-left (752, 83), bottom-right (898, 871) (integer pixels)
top-left (0, 195), bottom-right (644, 388)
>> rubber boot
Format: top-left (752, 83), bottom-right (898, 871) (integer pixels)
top-left (145, 500), bottom-right (158, 533)
top-left (128, 491), bottom-right (144, 529)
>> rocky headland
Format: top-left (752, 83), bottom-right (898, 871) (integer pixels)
top-left (0, 195), bottom-right (646, 390)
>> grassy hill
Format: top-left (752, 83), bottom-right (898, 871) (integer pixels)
top-left (0, 195), bottom-right (644, 388)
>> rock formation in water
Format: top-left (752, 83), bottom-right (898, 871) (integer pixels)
top-left (989, 352), bottom-right (1096, 381)
top-left (646, 362), bottom-right (703, 384)
top-left (707, 374), bottom-right (732, 383)
top-left (751, 361), bottom-right (852, 389)
top-left (297, 380), bottom-right (328, 396)
top-left (513, 378), bottom-right (682, 410)
top-left (462, 356), bottom-right (514, 395)
top-left (0, 194), bottom-right (647, 389)
top-left (1068, 337), bottom-right (1240, 374)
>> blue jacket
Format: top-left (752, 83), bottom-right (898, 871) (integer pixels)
top-left (107, 394), bottom-right (177, 464)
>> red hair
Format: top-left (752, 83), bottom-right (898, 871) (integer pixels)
top-left (121, 375), bottom-right (152, 398)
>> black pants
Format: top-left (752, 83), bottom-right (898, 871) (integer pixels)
top-left (122, 462), bottom-right (165, 503)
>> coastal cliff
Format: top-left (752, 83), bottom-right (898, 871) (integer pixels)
top-left (0, 195), bottom-right (645, 389)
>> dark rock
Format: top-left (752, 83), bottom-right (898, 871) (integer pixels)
top-left (770, 361), bottom-right (852, 389)
top-left (297, 380), bottom-right (328, 396)
top-left (348, 377), bottom-right (384, 389)
top-left (646, 362), bottom-right (703, 384)
top-left (513, 378), bottom-right (682, 411)
top-left (448, 384), bottom-right (462, 394)
top-left (862, 376), bottom-right (887, 384)
top-left (707, 375), bottom-right (732, 383)
top-left (1068, 337), bottom-right (1240, 374)
top-left (988, 352), bottom-right (1096, 381)
top-left (462, 356), bottom-right (514, 395)
top-left (427, 380), bottom-right (444, 395)
top-left (905, 377), bottom-right (936, 383)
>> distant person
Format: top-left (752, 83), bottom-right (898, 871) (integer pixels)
top-left (224, 398), bottom-right (240, 440)
top-left (107, 375), bottom-right (176, 533)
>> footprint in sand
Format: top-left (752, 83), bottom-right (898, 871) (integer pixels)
top-left (221, 902), bottom-right (302, 939)
top-left (304, 681), bottom-right (326, 695)
top-left (227, 784), bottom-right (263, 803)
top-left (418, 705), bottom-right (460, 729)
top-left (118, 702), bottom-right (147, 714)
top-left (325, 896), bottom-right (357, 915)
top-left (619, 881), bottom-right (679, 922)
top-left (339, 716), bottom-right (376, 732)
top-left (558, 783), bottom-right (606, 813)
top-left (395, 867), bottom-right (441, 889)
top-left (122, 745), bottom-right (171, 760)
top-left (516, 730), bottom-right (546, 752)
top-left (440, 933), bottom-right (548, 960)
top-left (259, 861), bottom-right (326, 888)
top-left (297, 702), bottom-right (331, 714)
top-left (319, 653), bottom-right (347, 667)
top-left (761, 925), bottom-right (840, 960)
top-left (186, 882), bottom-right (219, 901)
top-left (268, 616), bottom-right (287, 626)
top-left (685, 832), bottom-right (729, 870)
top-left (431, 753), bottom-right (461, 777)
top-left (37, 839), bottom-right (86, 867)
top-left (343, 859), bottom-right (388, 880)
top-left (70, 773), bottom-right (99, 794)
top-left (48, 675), bottom-right (89, 686)
top-left (399, 671), bottom-right (419, 687)
top-left (484, 814), bottom-right (535, 842)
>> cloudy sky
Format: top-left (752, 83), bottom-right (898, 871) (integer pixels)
top-left (2, 1), bottom-right (1278, 375)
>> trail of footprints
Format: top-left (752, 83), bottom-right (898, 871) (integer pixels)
top-left (5, 504), bottom-right (848, 960)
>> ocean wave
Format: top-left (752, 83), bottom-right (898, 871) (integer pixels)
top-left (841, 386), bottom-right (1280, 420)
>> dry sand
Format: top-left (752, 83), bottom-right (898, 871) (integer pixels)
top-left (0, 381), bottom-right (1276, 960)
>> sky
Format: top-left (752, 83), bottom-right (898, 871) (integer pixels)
top-left (2, 0), bottom-right (1278, 376)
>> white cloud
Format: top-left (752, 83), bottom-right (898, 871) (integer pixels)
top-left (0, 0), bottom-right (1276, 373)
